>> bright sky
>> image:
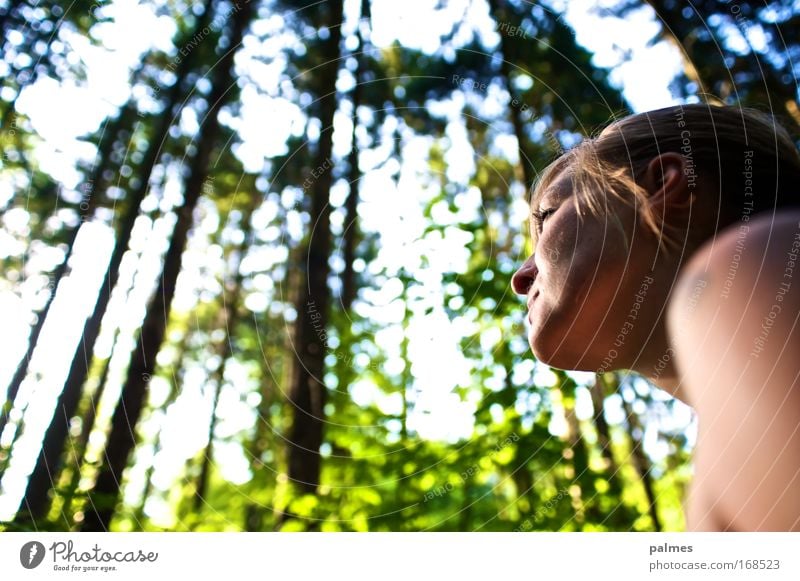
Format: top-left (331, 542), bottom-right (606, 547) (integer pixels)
top-left (0, 0), bottom-right (692, 523)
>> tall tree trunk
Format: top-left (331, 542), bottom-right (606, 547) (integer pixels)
top-left (60, 352), bottom-right (113, 522)
top-left (13, 181), bottom-right (141, 522)
top-left (399, 316), bottom-right (410, 442)
top-left (194, 199), bottom-right (257, 510)
top-left (586, 374), bottom-right (626, 515)
top-left (285, 0), bottom-right (344, 498)
top-left (487, 0), bottom-right (535, 192)
top-left (80, 0), bottom-right (254, 531)
top-left (642, 1), bottom-right (720, 105)
top-left (589, 376), bottom-right (619, 473)
top-left (132, 328), bottom-right (191, 528)
top-left (0, 98), bottom-right (137, 443)
top-left (244, 353), bottom-right (277, 531)
top-left (563, 394), bottom-right (586, 525)
top-left (340, 0), bottom-right (369, 310)
top-left (12, 0), bottom-right (217, 523)
top-left (645, 0), bottom-right (799, 131)
top-left (615, 377), bottom-right (662, 532)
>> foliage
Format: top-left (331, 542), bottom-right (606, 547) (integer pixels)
top-left (1, 0), bottom-right (791, 532)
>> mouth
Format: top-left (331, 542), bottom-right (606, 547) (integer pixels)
top-left (526, 291), bottom-right (540, 321)
top-left (526, 290), bottom-right (540, 311)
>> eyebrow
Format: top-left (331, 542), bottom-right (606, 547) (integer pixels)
top-left (537, 190), bottom-right (554, 210)
top-left (530, 183), bottom-right (553, 213)
top-left (533, 181), bottom-right (565, 212)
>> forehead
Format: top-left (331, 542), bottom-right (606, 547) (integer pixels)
top-left (532, 170), bottom-right (573, 209)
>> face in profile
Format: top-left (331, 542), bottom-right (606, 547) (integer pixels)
top-left (511, 170), bottom-right (667, 372)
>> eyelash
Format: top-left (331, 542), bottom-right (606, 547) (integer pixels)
top-left (531, 207), bottom-right (555, 231)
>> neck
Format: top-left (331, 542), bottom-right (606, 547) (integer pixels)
top-left (645, 373), bottom-right (689, 405)
top-left (630, 326), bottom-right (691, 404)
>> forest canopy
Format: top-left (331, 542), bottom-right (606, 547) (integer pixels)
top-left (0, 0), bottom-right (797, 532)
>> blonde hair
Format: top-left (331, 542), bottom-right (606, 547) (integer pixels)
top-left (530, 104), bottom-right (800, 253)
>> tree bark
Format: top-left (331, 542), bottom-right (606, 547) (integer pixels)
top-left (0, 97), bottom-right (137, 445)
top-left (643, 1), bottom-right (720, 105)
top-left (340, 0), bottom-right (369, 310)
top-left (487, 0), bottom-right (536, 192)
top-left (194, 199), bottom-right (257, 510)
top-left (12, 0), bottom-right (218, 524)
top-left (132, 328), bottom-right (191, 528)
top-left (79, 0), bottom-right (254, 531)
top-left (589, 376), bottom-right (618, 473)
top-left (616, 377), bottom-right (662, 532)
top-left (285, 0), bottom-right (344, 498)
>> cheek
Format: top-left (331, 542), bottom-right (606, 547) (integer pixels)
top-left (542, 214), bottom-right (624, 312)
top-left (530, 240), bottom-right (624, 367)
top-left (537, 214), bottom-right (589, 283)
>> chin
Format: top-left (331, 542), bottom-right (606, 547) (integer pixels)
top-left (530, 331), bottom-right (602, 373)
top-left (530, 334), bottom-right (574, 370)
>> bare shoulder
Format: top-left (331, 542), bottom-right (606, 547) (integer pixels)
top-left (667, 209), bottom-right (800, 531)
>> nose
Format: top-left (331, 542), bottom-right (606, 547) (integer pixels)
top-left (511, 254), bottom-right (538, 296)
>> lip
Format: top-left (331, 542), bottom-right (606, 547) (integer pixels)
top-left (526, 290), bottom-right (540, 311)
top-left (526, 291), bottom-right (540, 322)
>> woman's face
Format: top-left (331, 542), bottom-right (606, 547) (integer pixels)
top-left (511, 170), bottom-right (667, 372)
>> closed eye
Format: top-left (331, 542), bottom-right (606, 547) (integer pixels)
top-left (531, 207), bottom-right (555, 232)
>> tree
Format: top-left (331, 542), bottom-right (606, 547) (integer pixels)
top-left (0, 0), bottom-right (746, 533)
top-left (194, 195), bottom-right (258, 510)
top-left (80, 0), bottom-right (256, 531)
top-left (13, 0), bottom-right (220, 523)
top-left (0, 96), bottom-right (139, 451)
top-left (284, 0), bottom-right (344, 503)
top-left (629, 0), bottom-right (800, 129)
top-left (340, 0), bottom-right (370, 311)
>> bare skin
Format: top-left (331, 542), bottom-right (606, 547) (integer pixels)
top-left (512, 153), bottom-right (800, 531)
top-left (668, 210), bottom-right (800, 531)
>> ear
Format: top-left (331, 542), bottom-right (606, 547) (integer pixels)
top-left (640, 152), bottom-right (692, 217)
